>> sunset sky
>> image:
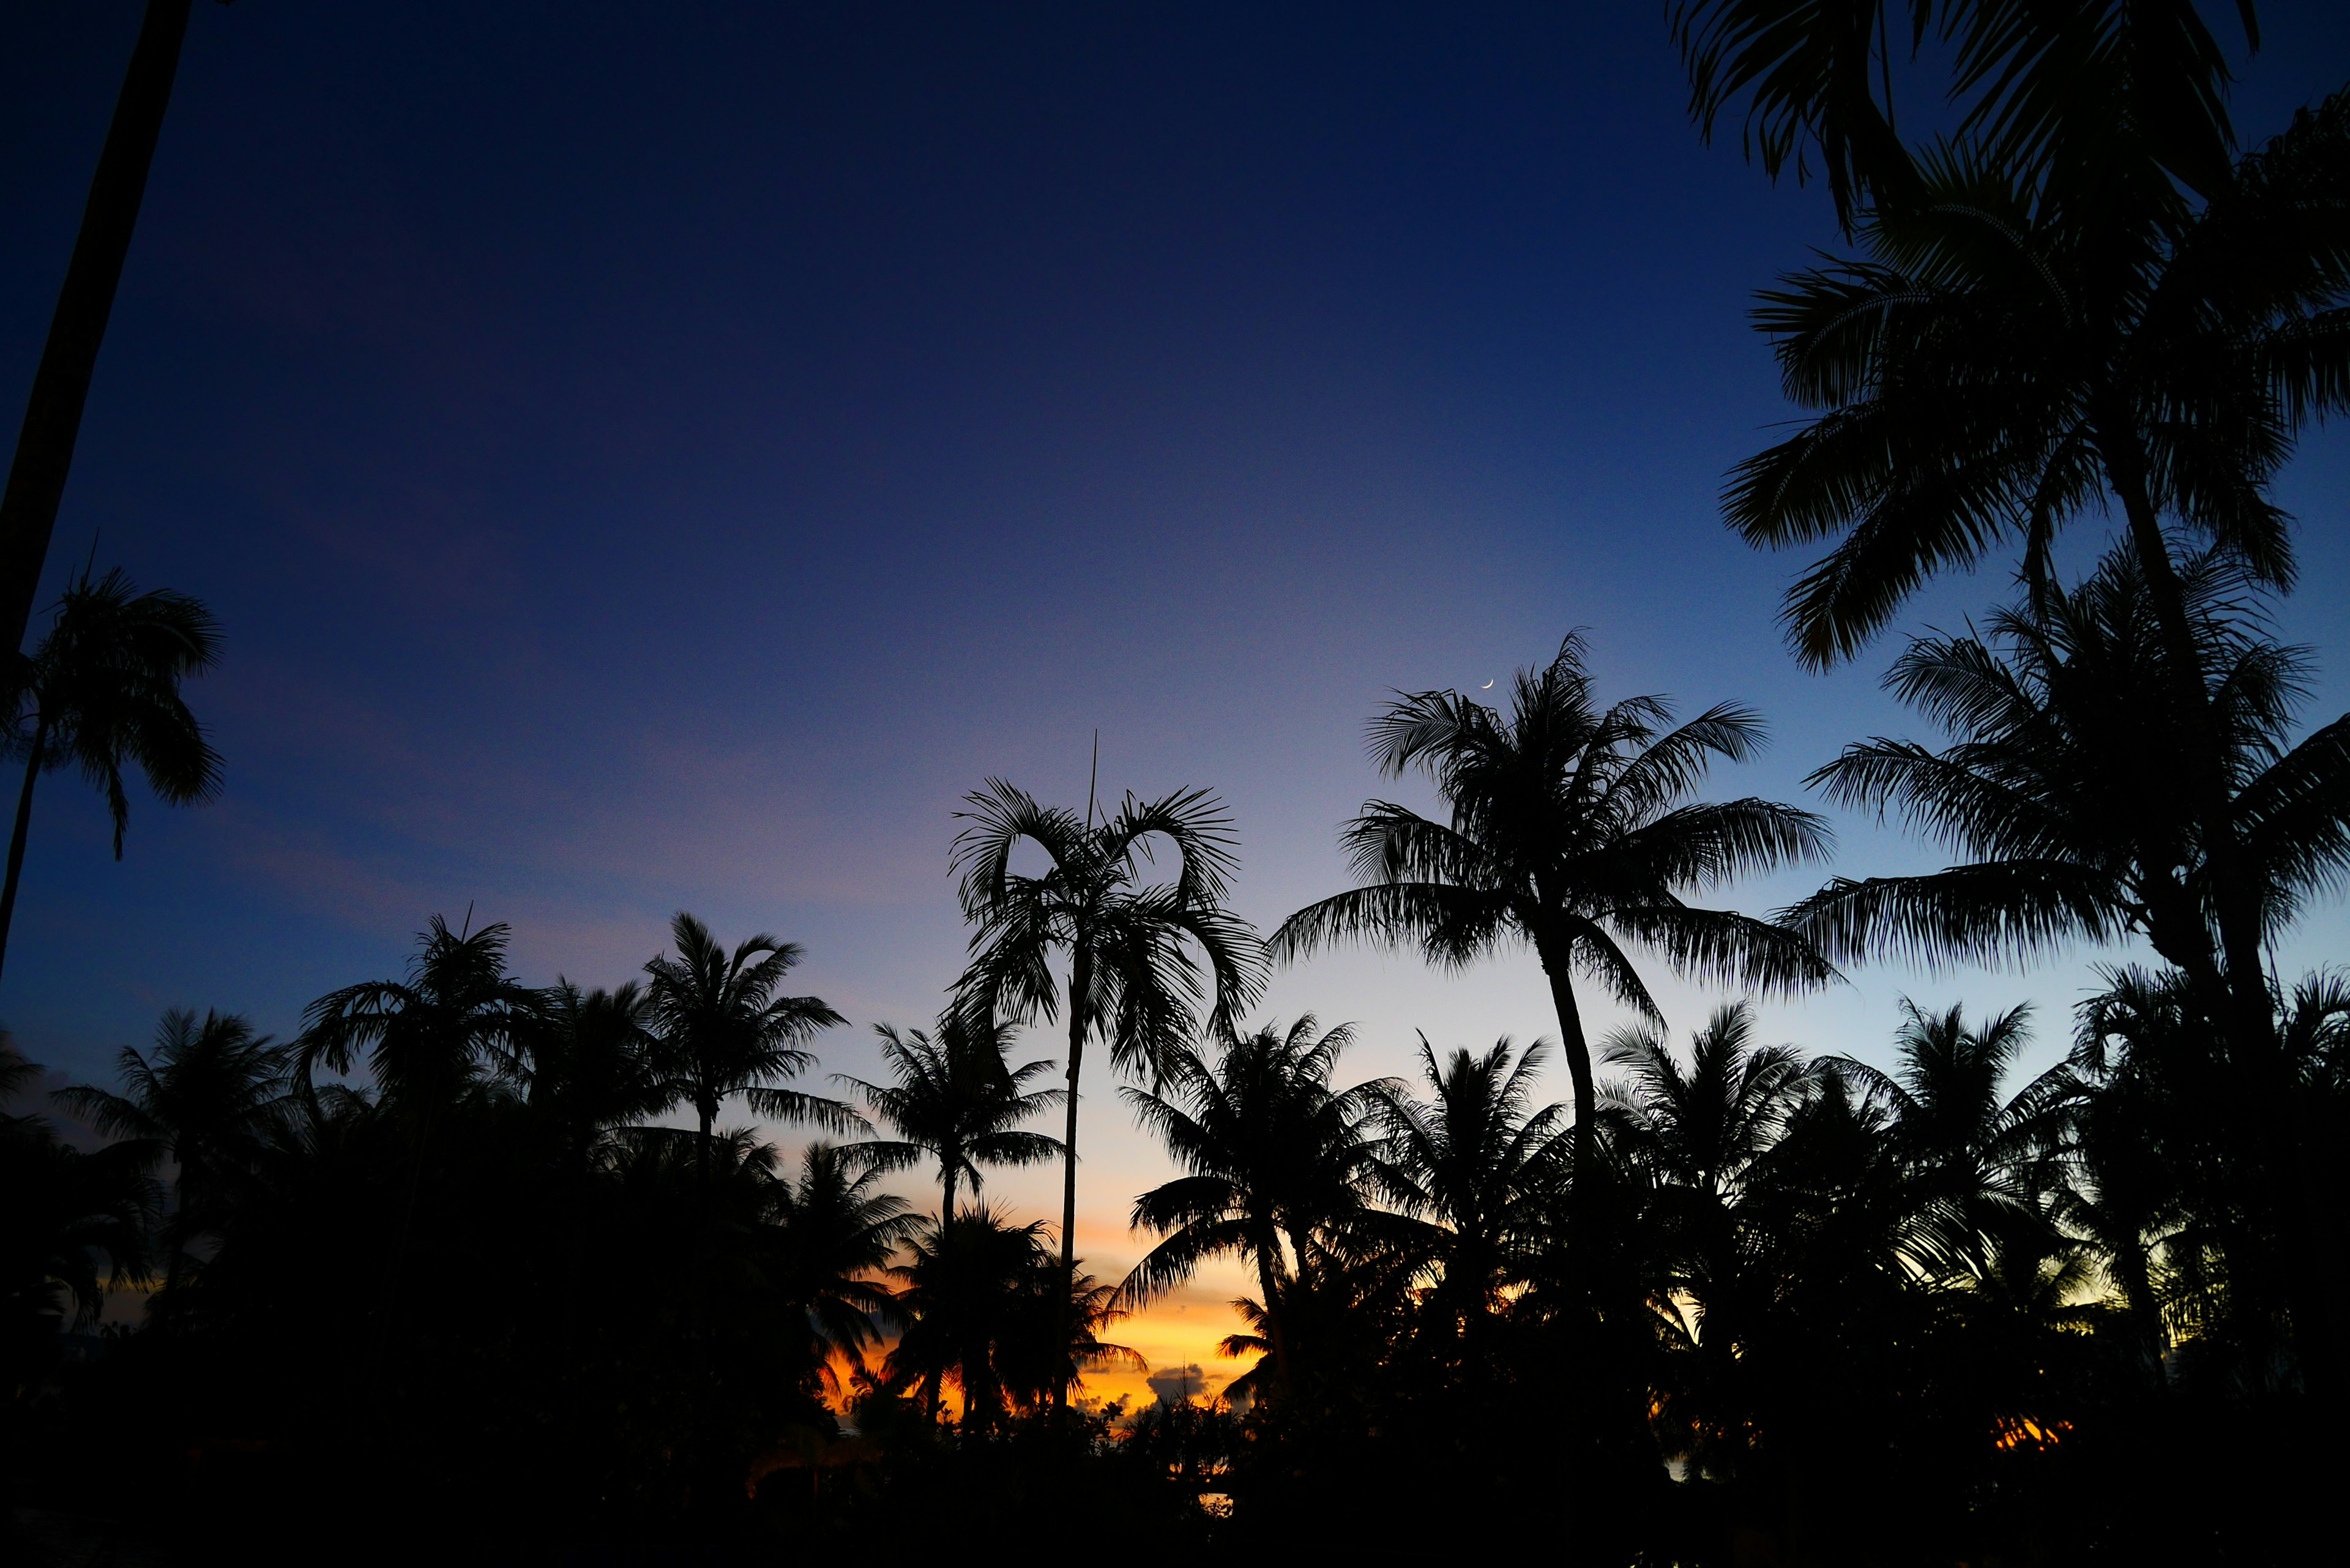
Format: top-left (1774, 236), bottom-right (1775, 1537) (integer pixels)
top-left (6, 1), bottom-right (2349, 1402)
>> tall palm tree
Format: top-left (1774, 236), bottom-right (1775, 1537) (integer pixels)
top-left (837, 1012), bottom-right (1062, 1228)
top-left (0, 566), bottom-right (221, 984)
top-left (1720, 98), bottom-right (2350, 1067)
top-left (1366, 1034), bottom-right (1570, 1332)
top-left (1671, 0), bottom-right (2261, 228)
top-left (1120, 1016), bottom-right (1389, 1392)
top-left (53, 1008), bottom-right (289, 1316)
top-left (1274, 635), bottom-right (1835, 1154)
top-left (641, 911), bottom-right (856, 1207)
top-left (1, 1), bottom-right (225, 662)
top-left (950, 777), bottom-right (1266, 1404)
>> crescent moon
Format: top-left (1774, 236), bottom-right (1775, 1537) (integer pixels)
top-left (1481, 680), bottom-right (1494, 689)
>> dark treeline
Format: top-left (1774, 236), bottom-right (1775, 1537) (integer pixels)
top-left (5, 550), bottom-right (2348, 1561)
top-left (7, 1), bottom-right (2350, 1564)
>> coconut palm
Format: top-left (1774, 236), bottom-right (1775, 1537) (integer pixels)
top-left (1721, 97), bottom-right (2350, 1069)
top-left (1605, 1004), bottom-right (1813, 1479)
top-left (1672, 0), bottom-right (2262, 227)
top-left (299, 915), bottom-right (540, 1140)
top-left (1830, 1001), bottom-right (2075, 1280)
top-left (517, 979), bottom-right (667, 1172)
top-left (1275, 635), bottom-right (1834, 1152)
top-left (886, 1206), bottom-right (1051, 1431)
top-left (950, 777), bottom-right (1266, 1403)
top-left (0, 566), bottom-right (221, 984)
top-left (52, 1009), bottom-right (289, 1315)
top-left (766, 1141), bottom-right (918, 1392)
top-left (641, 911), bottom-right (856, 1206)
top-left (1, 1), bottom-right (224, 662)
top-left (1367, 1034), bottom-right (1571, 1331)
top-left (1781, 551), bottom-right (2350, 995)
top-left (1605, 1002), bottom-right (1811, 1204)
top-left (837, 1013), bottom-right (1062, 1228)
top-left (1120, 1016), bottom-right (1389, 1392)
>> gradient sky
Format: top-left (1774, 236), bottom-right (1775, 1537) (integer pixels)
top-left (7, 2), bottom-right (2349, 1403)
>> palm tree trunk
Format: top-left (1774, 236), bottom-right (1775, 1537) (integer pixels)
top-left (0, 0), bottom-right (195, 660)
top-left (2096, 420), bottom-right (2344, 1397)
top-left (0, 714), bottom-right (50, 986)
top-left (1251, 1229), bottom-right (1292, 1393)
top-left (1051, 951), bottom-right (1091, 1416)
top-left (1536, 946), bottom-right (1596, 1160)
top-left (928, 1161), bottom-right (957, 1422)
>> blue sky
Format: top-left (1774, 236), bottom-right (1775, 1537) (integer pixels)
top-left (6, 4), bottom-right (2349, 1374)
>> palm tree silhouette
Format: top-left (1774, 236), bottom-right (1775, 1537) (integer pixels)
top-left (299, 914), bottom-right (540, 1357)
top-left (642, 911), bottom-right (857, 1211)
top-left (950, 777), bottom-right (1265, 1406)
top-left (1673, 0), bottom-right (2260, 228)
top-left (1827, 1002), bottom-right (2075, 1294)
top-left (887, 1205), bottom-right (1055, 1431)
top-left (2, 1036), bottom-right (154, 1356)
top-left (838, 1013), bottom-right (1062, 1230)
top-left (1275, 635), bottom-right (1833, 1154)
top-left (837, 1012), bottom-right (1062, 1418)
top-left (0, 566), bottom-right (221, 984)
top-left (767, 1141), bottom-right (919, 1396)
top-left (1365, 1034), bottom-right (1569, 1334)
top-left (53, 1008), bottom-right (289, 1323)
top-left (299, 916), bottom-right (539, 1139)
top-left (1120, 1016), bottom-right (1387, 1394)
top-left (1783, 551), bottom-right (2350, 995)
top-left (1721, 97), bottom-right (2350, 1079)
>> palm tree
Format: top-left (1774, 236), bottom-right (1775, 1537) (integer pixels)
top-left (1783, 551), bottom-right (2350, 1371)
top-left (1831, 1001), bottom-right (2075, 1280)
top-left (1605, 1003), bottom-right (1813, 1479)
top-left (0, 1039), bottom-right (154, 1347)
top-left (837, 1012), bottom-right (1062, 1228)
top-left (1719, 97), bottom-right (2350, 1070)
top-left (641, 911), bottom-right (856, 1208)
top-left (1671, 0), bottom-right (2261, 228)
top-left (52, 1008), bottom-right (289, 1316)
top-left (518, 979), bottom-right (666, 1173)
top-left (1367, 1034), bottom-right (1570, 1333)
top-left (766, 1142), bottom-right (918, 1395)
top-left (298, 913), bottom-right (541, 1353)
top-left (836, 1011), bottom-right (1061, 1421)
top-left (1120, 1016), bottom-right (1389, 1392)
top-left (1782, 552), bottom-right (2350, 993)
top-left (299, 915), bottom-right (540, 1140)
top-left (886, 1205), bottom-right (1056, 1432)
top-left (1274, 635), bottom-right (1834, 1154)
top-left (1, 1), bottom-right (223, 661)
top-left (950, 777), bottom-right (1266, 1404)
top-left (0, 566), bottom-right (221, 984)
top-left (1605, 1002), bottom-right (1811, 1205)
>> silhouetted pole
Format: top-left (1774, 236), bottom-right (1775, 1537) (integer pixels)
top-left (0, 0), bottom-right (196, 665)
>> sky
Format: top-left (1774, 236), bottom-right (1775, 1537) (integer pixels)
top-left (5, 1), bottom-right (2349, 1405)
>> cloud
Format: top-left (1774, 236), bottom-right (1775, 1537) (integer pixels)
top-left (1144, 1363), bottom-right (1210, 1408)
